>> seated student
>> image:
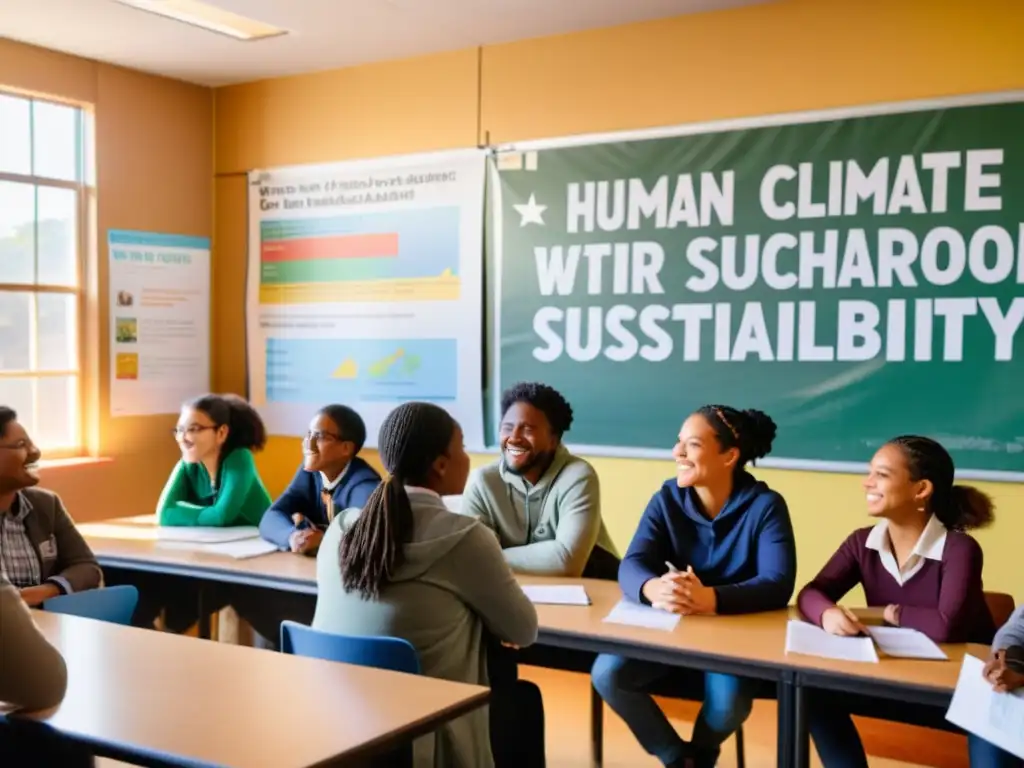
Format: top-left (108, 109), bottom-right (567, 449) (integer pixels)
top-left (158, 393), bottom-right (271, 527)
top-left (314, 402), bottom-right (539, 768)
top-left (236, 405), bottom-right (381, 649)
top-left (259, 404), bottom-right (381, 553)
top-left (460, 381), bottom-right (617, 578)
top-left (797, 435), bottom-right (996, 768)
top-left (591, 405), bottom-right (795, 768)
top-left (0, 574), bottom-right (93, 767)
top-left (971, 605), bottom-right (1024, 767)
top-left (0, 406), bottom-right (101, 605)
top-left (111, 394), bottom-right (271, 632)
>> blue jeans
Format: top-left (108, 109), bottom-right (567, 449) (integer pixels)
top-left (591, 654), bottom-right (755, 767)
top-left (969, 734), bottom-right (1022, 768)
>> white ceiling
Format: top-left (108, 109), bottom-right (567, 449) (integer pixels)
top-left (0, 0), bottom-right (762, 87)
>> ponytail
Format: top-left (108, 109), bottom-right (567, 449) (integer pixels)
top-left (337, 402), bottom-right (456, 600)
top-left (339, 476), bottom-right (413, 599)
top-left (937, 484), bottom-right (994, 532)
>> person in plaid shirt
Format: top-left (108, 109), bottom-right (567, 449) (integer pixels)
top-left (0, 406), bottom-right (101, 606)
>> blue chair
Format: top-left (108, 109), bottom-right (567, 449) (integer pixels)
top-left (279, 620), bottom-right (420, 674)
top-left (42, 585), bottom-right (139, 626)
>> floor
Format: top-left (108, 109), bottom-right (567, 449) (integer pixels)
top-left (518, 665), bottom-right (967, 768)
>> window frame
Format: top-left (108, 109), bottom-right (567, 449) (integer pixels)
top-left (0, 88), bottom-right (89, 458)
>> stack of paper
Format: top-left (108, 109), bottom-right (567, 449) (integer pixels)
top-left (867, 626), bottom-right (948, 660)
top-left (946, 655), bottom-right (1024, 759)
top-left (156, 537), bottom-right (279, 559)
top-left (603, 599), bottom-right (681, 632)
top-left (785, 620), bottom-right (879, 662)
top-left (521, 585), bottom-right (590, 605)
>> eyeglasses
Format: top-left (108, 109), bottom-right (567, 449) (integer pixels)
top-left (171, 425), bottom-right (216, 439)
top-left (304, 430), bottom-right (343, 444)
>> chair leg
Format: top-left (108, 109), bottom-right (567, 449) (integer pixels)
top-left (735, 724), bottom-right (746, 768)
top-left (590, 684), bottom-right (604, 766)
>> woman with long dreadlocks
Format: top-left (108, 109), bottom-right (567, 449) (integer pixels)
top-left (313, 402), bottom-right (538, 768)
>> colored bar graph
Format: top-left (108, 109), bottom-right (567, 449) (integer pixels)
top-left (261, 233), bottom-right (399, 262)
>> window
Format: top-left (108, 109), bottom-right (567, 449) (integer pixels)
top-left (0, 91), bottom-right (88, 453)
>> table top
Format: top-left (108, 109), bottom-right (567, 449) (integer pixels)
top-left (29, 611), bottom-right (489, 768)
top-left (82, 517), bottom-right (982, 696)
top-left (520, 576), bottom-right (981, 695)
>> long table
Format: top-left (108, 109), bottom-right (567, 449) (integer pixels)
top-left (80, 520), bottom-right (981, 768)
top-left (24, 611), bottom-right (488, 768)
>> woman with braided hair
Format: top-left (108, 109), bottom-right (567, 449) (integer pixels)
top-left (313, 402), bottom-right (538, 768)
top-left (798, 435), bottom-right (997, 768)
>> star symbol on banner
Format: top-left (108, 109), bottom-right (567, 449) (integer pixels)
top-left (513, 193), bottom-right (547, 227)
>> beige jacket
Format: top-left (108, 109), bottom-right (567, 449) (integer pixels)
top-left (0, 575), bottom-right (68, 711)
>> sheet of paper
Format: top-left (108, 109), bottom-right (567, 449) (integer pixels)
top-left (602, 599), bottom-right (681, 632)
top-left (521, 585), bottom-right (591, 606)
top-left (867, 626), bottom-right (948, 660)
top-left (202, 538), bottom-right (280, 560)
top-left (785, 620), bottom-right (879, 663)
top-left (946, 655), bottom-right (1024, 760)
top-left (155, 526), bottom-right (260, 544)
top-left (78, 523), bottom-right (159, 541)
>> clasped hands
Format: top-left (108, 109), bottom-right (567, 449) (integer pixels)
top-left (288, 514), bottom-right (324, 555)
top-left (641, 565), bottom-right (717, 615)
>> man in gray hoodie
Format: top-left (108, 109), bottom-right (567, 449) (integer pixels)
top-left (460, 382), bottom-right (617, 578)
top-left (969, 604), bottom-right (1024, 767)
top-left (0, 573), bottom-right (67, 712)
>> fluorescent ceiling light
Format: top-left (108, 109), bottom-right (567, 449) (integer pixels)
top-left (112, 0), bottom-right (287, 41)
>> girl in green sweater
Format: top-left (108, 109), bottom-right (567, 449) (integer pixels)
top-left (157, 394), bottom-right (271, 527)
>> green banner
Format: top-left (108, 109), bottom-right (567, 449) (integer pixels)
top-left (492, 98), bottom-right (1024, 477)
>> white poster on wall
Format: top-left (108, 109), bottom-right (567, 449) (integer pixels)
top-left (245, 149), bottom-right (487, 449)
top-left (108, 230), bottom-right (210, 417)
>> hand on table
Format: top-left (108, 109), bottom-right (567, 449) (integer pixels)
top-left (288, 515), bottom-right (324, 555)
top-left (883, 603), bottom-right (902, 627)
top-left (642, 566), bottom-right (717, 615)
top-left (20, 583), bottom-right (61, 607)
top-left (821, 605), bottom-right (868, 636)
top-left (983, 649), bottom-right (1024, 693)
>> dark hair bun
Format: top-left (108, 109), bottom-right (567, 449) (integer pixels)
top-left (948, 485), bottom-right (995, 531)
top-left (740, 409), bottom-right (777, 461)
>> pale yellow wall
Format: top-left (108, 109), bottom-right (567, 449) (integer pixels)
top-left (213, 0), bottom-right (1024, 598)
top-left (0, 38), bottom-right (213, 521)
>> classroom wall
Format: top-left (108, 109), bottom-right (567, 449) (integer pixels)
top-left (0, 38), bottom-right (213, 521)
top-left (213, 0), bottom-right (1024, 596)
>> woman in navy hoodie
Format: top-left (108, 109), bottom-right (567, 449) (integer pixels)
top-left (592, 404), bottom-right (797, 768)
top-left (235, 404), bottom-right (382, 648)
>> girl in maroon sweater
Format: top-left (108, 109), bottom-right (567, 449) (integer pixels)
top-left (797, 435), bottom-right (996, 768)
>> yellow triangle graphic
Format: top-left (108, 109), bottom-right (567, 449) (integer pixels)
top-left (332, 358), bottom-right (358, 379)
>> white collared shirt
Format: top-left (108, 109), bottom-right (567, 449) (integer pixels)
top-left (319, 462), bottom-right (350, 493)
top-left (865, 514), bottom-right (947, 585)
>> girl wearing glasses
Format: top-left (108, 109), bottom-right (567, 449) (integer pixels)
top-left (157, 393), bottom-right (271, 527)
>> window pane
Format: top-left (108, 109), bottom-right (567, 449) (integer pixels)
top-left (38, 293), bottom-right (77, 371)
top-left (37, 186), bottom-right (77, 287)
top-left (0, 95), bottom-right (31, 175)
top-left (0, 378), bottom-right (32, 430)
top-left (35, 376), bottom-right (77, 449)
top-left (32, 101), bottom-right (79, 182)
top-left (0, 181), bottom-right (35, 285)
top-left (0, 292), bottom-right (32, 371)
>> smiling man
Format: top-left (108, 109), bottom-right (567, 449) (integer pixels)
top-left (460, 382), bottom-right (616, 577)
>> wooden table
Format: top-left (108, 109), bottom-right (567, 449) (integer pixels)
top-left (25, 611), bottom-right (489, 768)
top-left (81, 519), bottom-right (978, 768)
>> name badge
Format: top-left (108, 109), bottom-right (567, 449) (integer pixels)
top-left (39, 537), bottom-right (58, 560)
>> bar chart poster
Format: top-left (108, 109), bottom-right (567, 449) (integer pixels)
top-left (246, 149), bottom-right (487, 448)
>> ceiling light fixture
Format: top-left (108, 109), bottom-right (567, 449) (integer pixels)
top-left (112, 0), bottom-right (287, 42)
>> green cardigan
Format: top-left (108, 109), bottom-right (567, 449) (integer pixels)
top-left (157, 448), bottom-right (271, 527)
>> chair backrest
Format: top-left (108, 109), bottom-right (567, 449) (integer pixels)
top-left (42, 585), bottom-right (139, 626)
top-left (279, 621), bottom-right (420, 674)
top-left (985, 591), bottom-right (1016, 629)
